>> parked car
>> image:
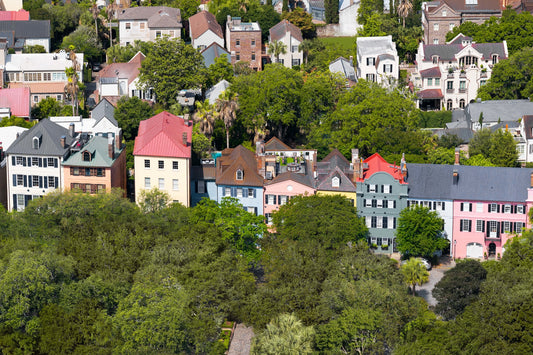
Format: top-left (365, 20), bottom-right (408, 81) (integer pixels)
top-left (400, 257), bottom-right (432, 271)
top-left (91, 62), bottom-right (102, 72)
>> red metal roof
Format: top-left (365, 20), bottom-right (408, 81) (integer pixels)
top-left (420, 66), bottom-right (441, 78)
top-left (417, 89), bottom-right (444, 99)
top-left (133, 111), bottom-right (192, 158)
top-left (0, 87), bottom-right (30, 117)
top-left (357, 153), bottom-right (406, 184)
top-left (0, 10), bottom-right (30, 21)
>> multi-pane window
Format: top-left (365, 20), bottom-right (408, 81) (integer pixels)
top-left (197, 180), bottom-right (205, 193)
top-left (158, 160), bottom-right (164, 169)
top-left (435, 78), bottom-right (440, 86)
top-left (16, 175), bottom-right (23, 185)
top-left (47, 158), bottom-right (55, 166)
top-left (173, 161), bottom-right (179, 170)
top-left (237, 188), bottom-right (243, 198)
top-left (48, 176), bottom-right (55, 188)
top-left (476, 220), bottom-right (484, 232)
top-left (366, 57), bottom-right (375, 66)
top-left (145, 177), bottom-right (150, 189)
top-left (504, 205), bottom-right (512, 213)
top-left (16, 156), bottom-right (23, 165)
top-left (225, 187), bottom-right (231, 196)
top-left (144, 159), bottom-right (150, 168)
top-left (32, 157), bottom-right (39, 166)
top-left (265, 213), bottom-right (273, 224)
top-left (248, 189), bottom-right (254, 198)
top-left (172, 179), bottom-right (179, 190)
top-left (266, 194), bottom-right (276, 205)
top-left (427, 78), bottom-right (433, 86)
top-left (292, 45), bottom-right (298, 53)
top-left (279, 195), bottom-right (288, 205)
top-left (158, 178), bottom-right (165, 189)
top-left (504, 221), bottom-right (511, 233)
top-left (433, 23), bottom-right (439, 31)
top-left (517, 205), bottom-right (524, 214)
top-left (460, 219), bottom-right (471, 232)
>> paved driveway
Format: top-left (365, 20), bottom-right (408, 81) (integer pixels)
top-left (416, 257), bottom-right (455, 306)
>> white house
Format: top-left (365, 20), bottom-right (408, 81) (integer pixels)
top-left (413, 34), bottom-right (508, 111)
top-left (189, 10), bottom-right (224, 50)
top-left (268, 19), bottom-right (303, 68)
top-left (338, 0), bottom-right (361, 36)
top-left (97, 52), bottom-right (154, 103)
top-left (5, 119), bottom-right (75, 211)
top-left (117, 6), bottom-right (182, 46)
top-left (356, 35), bottom-right (399, 86)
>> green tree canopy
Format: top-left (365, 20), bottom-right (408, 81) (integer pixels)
top-left (469, 128), bottom-right (518, 167)
top-left (114, 96), bottom-right (155, 141)
top-left (396, 205), bottom-right (448, 258)
top-left (281, 8), bottom-right (316, 39)
top-left (433, 259), bottom-right (487, 320)
top-left (401, 257), bottom-right (430, 296)
top-left (139, 37), bottom-right (207, 107)
top-left (61, 25), bottom-right (103, 62)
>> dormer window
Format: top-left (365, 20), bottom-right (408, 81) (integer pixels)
top-left (465, 0), bottom-right (477, 4)
top-left (32, 135), bottom-right (41, 149)
top-left (442, 10), bottom-right (447, 16)
top-left (83, 151), bottom-right (91, 162)
top-left (332, 176), bottom-right (340, 188)
top-left (492, 54), bottom-right (498, 65)
top-left (432, 55), bottom-right (439, 64)
top-left (236, 169), bottom-right (243, 180)
top-left (459, 56), bottom-right (477, 67)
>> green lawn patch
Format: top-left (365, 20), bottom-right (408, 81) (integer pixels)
top-left (319, 37), bottom-right (356, 52)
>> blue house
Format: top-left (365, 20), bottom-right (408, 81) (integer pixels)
top-left (215, 145), bottom-right (264, 215)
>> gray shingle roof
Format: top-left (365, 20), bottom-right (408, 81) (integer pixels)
top-left (0, 20), bottom-right (50, 39)
top-left (91, 98), bottom-right (117, 126)
top-left (201, 43), bottom-right (230, 67)
top-left (422, 42), bottom-right (507, 61)
top-left (329, 57), bottom-right (356, 82)
top-left (405, 163), bottom-right (533, 202)
top-left (118, 6), bottom-right (181, 22)
top-left (465, 100), bottom-right (533, 124)
top-left (6, 118), bottom-right (74, 157)
top-left (269, 19), bottom-right (303, 43)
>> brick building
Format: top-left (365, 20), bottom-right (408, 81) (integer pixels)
top-left (225, 16), bottom-right (262, 71)
top-left (422, 0), bottom-right (501, 45)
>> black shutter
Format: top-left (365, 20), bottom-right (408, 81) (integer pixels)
top-left (39, 176), bottom-right (42, 188)
top-left (28, 175), bottom-right (32, 187)
top-left (381, 185), bottom-right (384, 193)
top-left (54, 159), bottom-right (58, 168)
top-left (469, 203), bottom-right (472, 212)
top-left (523, 205), bottom-right (527, 214)
top-left (406, 200), bottom-right (410, 207)
top-left (497, 222), bottom-right (501, 237)
top-left (12, 174), bottom-right (16, 187)
top-left (55, 177), bottom-right (58, 188)
top-left (460, 203), bottom-right (464, 211)
top-left (460, 220), bottom-right (463, 232)
top-left (363, 199), bottom-right (366, 207)
top-left (394, 200), bottom-right (396, 208)
top-left (11, 156), bottom-right (15, 165)
top-left (13, 195), bottom-right (16, 211)
top-left (442, 202), bottom-right (445, 211)
top-left (497, 204), bottom-right (500, 213)
top-left (23, 175), bottom-right (27, 187)
top-left (468, 220), bottom-right (472, 232)
top-left (500, 221), bottom-right (504, 233)
top-left (22, 157), bottom-right (26, 166)
top-left (482, 221), bottom-right (485, 233)
top-left (24, 195), bottom-right (31, 206)
top-left (43, 158), bottom-right (47, 168)
top-left (488, 204), bottom-right (491, 213)
top-left (44, 177), bottom-right (48, 188)
top-left (486, 221), bottom-right (490, 236)
top-left (433, 201), bottom-right (436, 210)
top-left (393, 217), bottom-right (396, 229)
top-left (367, 185), bottom-right (369, 192)
top-left (383, 217), bottom-right (388, 229)
top-left (38, 158), bottom-right (42, 167)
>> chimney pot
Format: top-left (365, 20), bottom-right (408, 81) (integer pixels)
top-left (454, 147), bottom-right (460, 165)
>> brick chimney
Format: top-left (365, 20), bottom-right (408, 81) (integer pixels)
top-left (454, 148), bottom-right (460, 165)
top-left (182, 132), bottom-right (188, 146)
top-left (69, 123), bottom-right (75, 137)
top-left (108, 136), bottom-right (114, 159)
top-left (60, 135), bottom-right (66, 148)
top-left (116, 130), bottom-right (122, 149)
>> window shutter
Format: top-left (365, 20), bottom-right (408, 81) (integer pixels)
top-left (13, 195), bottom-right (16, 211)
top-left (25, 195), bottom-right (31, 206)
top-left (253, 189), bottom-right (256, 198)
top-left (442, 202), bottom-right (445, 211)
top-left (55, 177), bottom-right (58, 188)
top-left (278, 195), bottom-right (281, 204)
top-left (39, 176), bottom-right (43, 188)
top-left (469, 203), bottom-right (472, 212)
top-left (406, 200), bottom-right (410, 207)
top-left (22, 157), bottom-right (26, 166)
top-left (54, 159), bottom-right (58, 168)
top-left (38, 158), bottom-right (42, 167)
top-left (23, 175), bottom-right (27, 187)
top-left (381, 185), bottom-right (384, 193)
top-left (497, 222), bottom-right (501, 237)
top-left (43, 158), bottom-right (47, 167)
top-left (28, 175), bottom-right (32, 187)
top-left (222, 187), bottom-right (225, 196)
top-left (44, 177), bottom-right (48, 188)
top-left (468, 220), bottom-right (472, 232)
top-left (497, 204), bottom-right (500, 213)
top-left (460, 203), bottom-right (463, 211)
top-left (393, 217), bottom-right (396, 229)
top-left (500, 221), bottom-right (504, 233)
top-left (523, 205), bottom-right (527, 214)
top-left (488, 204), bottom-right (491, 213)
top-left (11, 156), bottom-right (15, 165)
top-left (460, 220), bottom-right (463, 232)
top-left (393, 200), bottom-right (396, 208)
top-left (433, 201), bottom-right (436, 210)
top-left (367, 185), bottom-right (369, 192)
top-left (265, 195), bottom-right (268, 204)
top-left (12, 175), bottom-right (16, 187)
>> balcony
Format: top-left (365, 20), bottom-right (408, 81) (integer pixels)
top-left (485, 231), bottom-right (500, 242)
top-left (446, 88), bottom-right (454, 93)
top-left (459, 88), bottom-right (467, 93)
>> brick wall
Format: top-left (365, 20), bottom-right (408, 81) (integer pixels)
top-left (228, 30), bottom-right (262, 71)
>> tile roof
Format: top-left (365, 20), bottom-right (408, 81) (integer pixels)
top-left (216, 145), bottom-right (264, 187)
top-left (6, 118), bottom-right (74, 156)
top-left (269, 19), bottom-right (303, 42)
top-left (99, 51), bottom-right (145, 85)
top-left (420, 66), bottom-right (441, 78)
top-left (189, 10), bottom-right (223, 40)
top-left (201, 42), bottom-right (231, 67)
top-left (62, 136), bottom-right (123, 167)
top-left (0, 20), bottom-right (50, 39)
top-left (8, 82), bottom-right (66, 94)
top-left (405, 163), bottom-right (533, 202)
top-left (0, 87), bottom-right (30, 117)
top-left (357, 153), bottom-right (406, 184)
top-left (91, 98), bottom-right (117, 126)
top-left (133, 111), bottom-right (192, 158)
top-left (264, 137), bottom-right (291, 151)
top-left (417, 89), bottom-right (443, 99)
top-left (118, 6), bottom-right (181, 24)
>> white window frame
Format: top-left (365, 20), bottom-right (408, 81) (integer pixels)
top-left (144, 177), bottom-right (151, 189)
top-left (172, 179), bottom-right (179, 191)
top-left (476, 220), bottom-right (484, 232)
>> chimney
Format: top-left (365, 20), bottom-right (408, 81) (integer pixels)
top-left (184, 114), bottom-right (190, 126)
top-left (108, 136), bottom-right (114, 159)
top-left (60, 135), bottom-right (66, 148)
top-left (227, 15), bottom-right (231, 27)
top-left (400, 153), bottom-right (407, 178)
top-left (349, 55), bottom-right (353, 66)
top-left (69, 123), bottom-right (75, 137)
top-left (182, 132), bottom-right (188, 146)
top-left (16, 132), bottom-right (19, 139)
top-left (454, 148), bottom-right (460, 165)
top-left (453, 169), bottom-right (459, 184)
top-left (256, 140), bottom-right (265, 156)
top-left (351, 148), bottom-right (359, 167)
top-left (358, 158), bottom-right (364, 180)
top-left (116, 130), bottom-right (122, 149)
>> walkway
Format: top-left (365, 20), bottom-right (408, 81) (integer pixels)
top-left (228, 323), bottom-right (254, 355)
top-left (416, 256), bottom-right (455, 306)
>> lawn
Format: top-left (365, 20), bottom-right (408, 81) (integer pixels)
top-left (319, 37), bottom-right (356, 52)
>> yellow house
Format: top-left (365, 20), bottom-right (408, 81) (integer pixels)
top-left (316, 149), bottom-right (357, 208)
top-left (133, 111), bottom-right (192, 207)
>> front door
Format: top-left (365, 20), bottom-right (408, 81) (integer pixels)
top-left (488, 242), bottom-right (496, 256)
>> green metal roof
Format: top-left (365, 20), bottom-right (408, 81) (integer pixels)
top-left (62, 136), bottom-right (123, 167)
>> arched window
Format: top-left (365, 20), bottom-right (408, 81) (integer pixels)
top-left (332, 176), bottom-right (340, 188)
top-left (83, 151), bottom-right (91, 162)
top-left (236, 169), bottom-right (243, 180)
top-left (459, 99), bottom-right (465, 109)
top-left (447, 99), bottom-right (453, 110)
top-left (32, 137), bottom-right (39, 149)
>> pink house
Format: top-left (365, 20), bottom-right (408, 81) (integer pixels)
top-left (0, 87), bottom-right (30, 118)
top-left (263, 168), bottom-right (315, 225)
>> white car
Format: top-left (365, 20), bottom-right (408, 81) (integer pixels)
top-left (401, 257), bottom-right (432, 270)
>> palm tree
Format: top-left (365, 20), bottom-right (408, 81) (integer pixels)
top-left (397, 0), bottom-right (413, 28)
top-left (401, 257), bottom-right (430, 296)
top-left (251, 313), bottom-right (315, 355)
top-left (215, 90), bottom-right (239, 149)
top-left (65, 47), bottom-right (80, 116)
top-left (299, 39), bottom-right (313, 66)
top-left (90, 1), bottom-right (99, 39)
top-left (106, 1), bottom-right (118, 47)
top-left (193, 100), bottom-right (217, 152)
top-left (268, 41), bottom-right (287, 64)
